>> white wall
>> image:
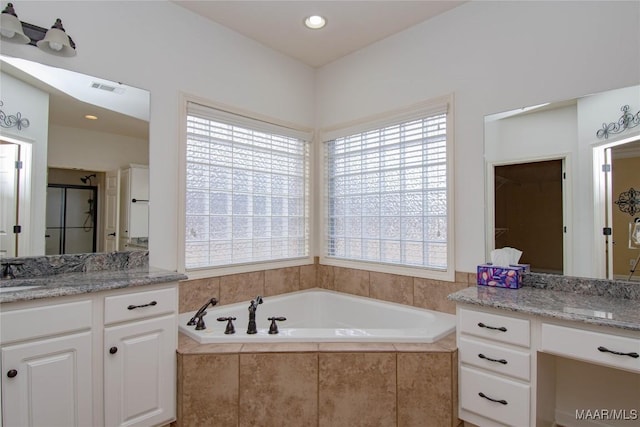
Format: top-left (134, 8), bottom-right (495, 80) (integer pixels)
top-left (0, 71), bottom-right (49, 255)
top-left (0, 0), bottom-right (315, 270)
top-left (48, 124), bottom-right (148, 171)
top-left (316, 1), bottom-right (640, 275)
top-left (2, 1), bottom-right (638, 275)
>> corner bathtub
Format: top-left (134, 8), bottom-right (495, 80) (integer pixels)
top-left (178, 289), bottom-right (455, 343)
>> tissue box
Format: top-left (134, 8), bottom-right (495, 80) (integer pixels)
top-left (477, 264), bottom-right (530, 289)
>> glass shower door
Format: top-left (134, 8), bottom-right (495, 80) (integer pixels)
top-left (46, 185), bottom-right (97, 255)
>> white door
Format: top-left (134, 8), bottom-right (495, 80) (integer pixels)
top-left (105, 170), bottom-right (120, 252)
top-left (1, 332), bottom-right (93, 427)
top-left (104, 315), bottom-right (176, 427)
top-left (0, 142), bottom-right (19, 258)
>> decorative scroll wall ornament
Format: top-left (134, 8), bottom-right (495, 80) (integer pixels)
top-left (0, 101), bottom-right (30, 130)
top-left (615, 187), bottom-right (640, 216)
top-left (596, 105), bottom-right (640, 139)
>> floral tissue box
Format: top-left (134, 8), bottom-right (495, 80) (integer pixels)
top-left (477, 264), bottom-right (530, 289)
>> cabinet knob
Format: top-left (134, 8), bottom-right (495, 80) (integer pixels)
top-left (109, 346), bottom-right (118, 355)
top-left (7, 369), bottom-right (17, 378)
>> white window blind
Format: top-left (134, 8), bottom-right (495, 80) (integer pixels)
top-left (185, 102), bottom-right (310, 270)
top-left (324, 109), bottom-right (449, 271)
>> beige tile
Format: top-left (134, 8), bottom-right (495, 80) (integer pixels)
top-left (393, 342), bottom-right (452, 353)
top-left (414, 278), bottom-right (468, 314)
top-left (319, 352), bottom-right (396, 427)
top-left (219, 271), bottom-right (264, 305)
top-left (334, 266), bottom-right (369, 297)
top-left (239, 353), bottom-right (318, 427)
top-left (178, 332), bottom-right (244, 355)
top-left (369, 271), bottom-right (414, 305)
top-left (240, 342), bottom-right (319, 353)
top-left (177, 353), bottom-right (239, 427)
top-left (264, 266), bottom-right (300, 296)
top-left (178, 277), bottom-right (220, 314)
top-left (317, 264), bottom-right (335, 290)
top-left (397, 352), bottom-right (455, 427)
top-left (455, 271), bottom-right (470, 284)
top-left (318, 342), bottom-right (397, 352)
top-left (299, 263), bottom-right (317, 290)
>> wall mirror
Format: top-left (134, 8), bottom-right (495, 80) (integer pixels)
top-left (0, 54), bottom-right (149, 258)
top-left (484, 84), bottom-right (640, 280)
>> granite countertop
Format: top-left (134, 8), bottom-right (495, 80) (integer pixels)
top-left (448, 279), bottom-right (640, 332)
top-left (1, 252), bottom-right (186, 304)
top-left (0, 267), bottom-right (186, 303)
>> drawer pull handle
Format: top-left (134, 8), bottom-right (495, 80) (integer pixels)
top-left (478, 392), bottom-right (507, 405)
top-left (478, 353), bottom-right (508, 364)
top-left (597, 346), bottom-right (639, 358)
top-left (477, 322), bottom-right (507, 332)
top-left (127, 301), bottom-right (158, 310)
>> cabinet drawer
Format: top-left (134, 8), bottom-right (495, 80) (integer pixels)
top-left (460, 366), bottom-right (530, 426)
top-left (459, 308), bottom-right (530, 347)
top-left (541, 323), bottom-right (640, 373)
top-left (104, 287), bottom-right (176, 325)
top-left (459, 336), bottom-right (531, 381)
top-left (1, 300), bottom-right (92, 344)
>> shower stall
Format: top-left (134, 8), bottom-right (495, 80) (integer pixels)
top-left (45, 184), bottom-right (98, 255)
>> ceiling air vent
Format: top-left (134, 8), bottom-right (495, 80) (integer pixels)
top-left (90, 82), bottom-right (125, 94)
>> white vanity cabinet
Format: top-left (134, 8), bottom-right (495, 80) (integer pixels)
top-left (457, 307), bottom-right (532, 427)
top-left (103, 287), bottom-right (177, 427)
top-left (0, 282), bottom-right (178, 427)
top-left (0, 300), bottom-right (94, 427)
top-left (456, 303), bottom-right (640, 427)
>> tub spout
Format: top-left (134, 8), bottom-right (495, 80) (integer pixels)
top-left (247, 295), bottom-right (263, 334)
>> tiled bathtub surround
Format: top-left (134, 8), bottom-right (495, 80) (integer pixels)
top-left (1, 250), bottom-right (148, 278)
top-left (179, 262), bottom-right (475, 314)
top-left (176, 334), bottom-right (460, 427)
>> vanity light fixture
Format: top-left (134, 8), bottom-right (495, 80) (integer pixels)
top-left (84, 114), bottom-right (98, 120)
top-left (0, 3), bottom-right (29, 43)
top-left (304, 15), bottom-right (326, 30)
top-left (0, 2), bottom-right (76, 56)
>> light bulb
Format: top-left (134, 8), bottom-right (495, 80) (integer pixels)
top-left (304, 15), bottom-right (326, 30)
top-left (49, 41), bottom-right (64, 51)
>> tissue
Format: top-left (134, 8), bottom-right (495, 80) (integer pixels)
top-left (477, 247), bottom-right (529, 289)
top-left (490, 247), bottom-right (523, 267)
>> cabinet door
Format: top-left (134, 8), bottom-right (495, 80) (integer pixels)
top-left (104, 315), bottom-right (176, 427)
top-left (1, 331), bottom-right (93, 427)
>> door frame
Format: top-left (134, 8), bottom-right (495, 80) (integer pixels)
top-left (486, 154), bottom-right (571, 275)
top-left (592, 133), bottom-right (640, 279)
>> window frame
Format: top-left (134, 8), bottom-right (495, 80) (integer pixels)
top-left (178, 94), bottom-right (314, 278)
top-left (319, 94), bottom-right (455, 281)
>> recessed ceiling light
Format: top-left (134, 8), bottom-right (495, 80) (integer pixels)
top-left (85, 114), bottom-right (98, 120)
top-left (304, 15), bottom-right (326, 30)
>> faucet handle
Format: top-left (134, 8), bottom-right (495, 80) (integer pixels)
top-left (195, 311), bottom-right (207, 330)
top-left (217, 317), bottom-right (237, 334)
top-left (268, 316), bottom-right (287, 334)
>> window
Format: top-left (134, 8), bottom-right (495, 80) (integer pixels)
top-left (184, 102), bottom-right (310, 271)
top-left (323, 99), bottom-right (452, 278)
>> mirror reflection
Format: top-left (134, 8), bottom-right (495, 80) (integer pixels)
top-left (485, 84), bottom-right (640, 280)
top-left (0, 55), bottom-right (150, 258)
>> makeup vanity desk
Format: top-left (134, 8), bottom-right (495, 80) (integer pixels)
top-left (448, 274), bottom-right (640, 427)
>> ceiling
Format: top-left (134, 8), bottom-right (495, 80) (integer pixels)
top-left (1, 55), bottom-right (149, 140)
top-left (172, 1), bottom-right (467, 68)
